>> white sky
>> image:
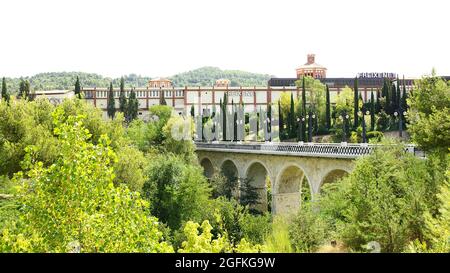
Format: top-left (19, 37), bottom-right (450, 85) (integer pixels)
top-left (0, 0), bottom-right (449, 78)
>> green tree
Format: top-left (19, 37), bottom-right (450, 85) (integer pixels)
top-left (1, 77), bottom-right (10, 103)
top-left (74, 76), bottom-right (81, 99)
top-left (18, 79), bottom-right (31, 99)
top-left (325, 84), bottom-right (331, 131)
top-left (0, 110), bottom-right (173, 252)
top-left (408, 73), bottom-right (450, 153)
top-left (159, 90), bottom-right (167, 105)
top-left (119, 77), bottom-right (127, 113)
top-left (353, 77), bottom-right (359, 129)
top-left (289, 203), bottom-right (328, 252)
top-left (289, 92), bottom-right (295, 137)
top-left (190, 105), bottom-right (195, 118)
top-left (106, 82), bottom-right (115, 119)
top-left (127, 89), bottom-right (139, 122)
top-left (142, 154), bottom-right (212, 230)
top-left (240, 177), bottom-right (260, 214)
top-left (370, 92), bottom-right (375, 131)
top-left (319, 143), bottom-right (437, 252)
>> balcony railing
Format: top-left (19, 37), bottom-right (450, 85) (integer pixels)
top-left (194, 141), bottom-right (420, 159)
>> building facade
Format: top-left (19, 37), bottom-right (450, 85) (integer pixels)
top-left (69, 54), bottom-right (449, 119)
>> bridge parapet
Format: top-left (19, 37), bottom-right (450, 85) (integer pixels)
top-left (195, 141), bottom-right (419, 159)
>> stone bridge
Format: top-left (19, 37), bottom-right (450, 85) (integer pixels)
top-left (195, 141), bottom-right (417, 215)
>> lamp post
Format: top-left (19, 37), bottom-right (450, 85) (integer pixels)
top-left (395, 108), bottom-right (406, 138)
top-left (341, 111), bottom-right (349, 142)
top-left (297, 117), bottom-right (303, 142)
top-left (359, 110), bottom-right (369, 143)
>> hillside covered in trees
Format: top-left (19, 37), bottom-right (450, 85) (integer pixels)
top-left (169, 66), bottom-right (273, 87)
top-left (1, 67), bottom-right (273, 93)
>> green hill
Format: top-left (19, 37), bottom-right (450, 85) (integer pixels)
top-left (169, 66), bottom-right (273, 87)
top-left (1, 67), bottom-right (273, 93)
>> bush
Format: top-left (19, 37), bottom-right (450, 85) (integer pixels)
top-left (289, 204), bottom-right (328, 252)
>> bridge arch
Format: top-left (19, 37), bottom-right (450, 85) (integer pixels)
top-left (219, 159), bottom-right (240, 199)
top-left (244, 160), bottom-right (271, 212)
top-left (273, 163), bottom-right (313, 215)
top-left (319, 169), bottom-right (350, 191)
top-left (199, 157), bottom-right (214, 179)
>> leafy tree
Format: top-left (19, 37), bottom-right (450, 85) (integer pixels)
top-left (119, 77), bottom-right (127, 113)
top-left (240, 177), bottom-right (260, 214)
top-left (113, 145), bottom-right (148, 192)
top-left (106, 82), bottom-right (115, 119)
top-left (1, 77), bottom-right (10, 103)
top-left (318, 143), bottom-right (438, 252)
top-left (0, 99), bottom-right (58, 177)
top-left (142, 154), bottom-right (212, 230)
top-left (0, 110), bottom-right (173, 252)
top-left (408, 175), bottom-right (450, 253)
top-left (407, 72), bottom-right (450, 153)
top-left (177, 220), bottom-right (262, 253)
top-left (74, 76), bottom-right (81, 98)
top-left (162, 115), bottom-right (196, 163)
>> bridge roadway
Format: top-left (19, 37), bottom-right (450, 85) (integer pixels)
top-left (195, 141), bottom-right (419, 214)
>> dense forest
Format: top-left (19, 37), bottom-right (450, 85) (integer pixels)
top-left (1, 67), bottom-right (273, 93)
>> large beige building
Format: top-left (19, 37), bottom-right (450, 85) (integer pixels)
top-left (32, 54), bottom-right (447, 120)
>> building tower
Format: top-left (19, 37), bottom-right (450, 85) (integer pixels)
top-left (148, 77), bottom-right (172, 88)
top-left (296, 54), bottom-right (327, 79)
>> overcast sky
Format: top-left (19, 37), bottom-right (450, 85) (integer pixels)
top-left (0, 0), bottom-right (449, 78)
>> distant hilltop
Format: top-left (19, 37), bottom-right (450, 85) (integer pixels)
top-left (1, 67), bottom-right (274, 93)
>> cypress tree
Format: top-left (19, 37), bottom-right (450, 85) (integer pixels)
top-left (18, 79), bottom-right (25, 98)
top-left (74, 76), bottom-right (81, 98)
top-left (353, 77), bottom-right (359, 128)
top-left (375, 88), bottom-right (381, 113)
top-left (391, 83), bottom-right (397, 112)
top-left (384, 79), bottom-right (391, 114)
top-left (278, 100), bottom-right (283, 139)
top-left (396, 78), bottom-right (401, 110)
top-left (325, 84), bottom-right (331, 131)
top-left (107, 82), bottom-right (116, 119)
top-left (159, 90), bottom-right (167, 105)
top-left (289, 92), bottom-right (295, 137)
top-left (119, 77), bottom-right (127, 113)
top-left (301, 76), bottom-right (306, 115)
top-left (127, 89), bottom-right (138, 122)
top-left (401, 77), bottom-right (408, 110)
top-left (231, 99), bottom-right (237, 141)
top-left (370, 92), bottom-right (375, 131)
top-left (222, 93), bottom-right (227, 141)
top-left (1, 77), bottom-right (10, 103)
top-left (190, 104), bottom-right (195, 118)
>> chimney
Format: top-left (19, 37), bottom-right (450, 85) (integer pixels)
top-left (307, 54), bottom-right (315, 64)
